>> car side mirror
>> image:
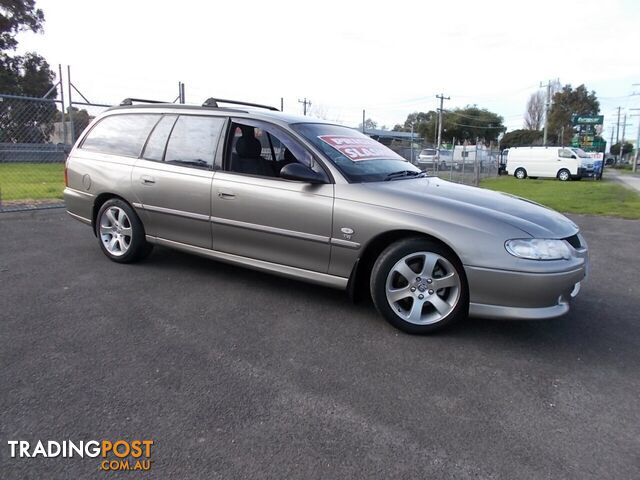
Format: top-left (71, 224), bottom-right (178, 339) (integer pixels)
top-left (571, 155), bottom-right (577, 159)
top-left (280, 163), bottom-right (326, 184)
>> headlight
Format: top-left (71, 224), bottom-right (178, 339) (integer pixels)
top-left (505, 239), bottom-right (571, 260)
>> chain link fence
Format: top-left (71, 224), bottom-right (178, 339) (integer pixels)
top-left (0, 92), bottom-right (112, 212)
top-left (0, 94), bottom-right (69, 212)
top-left (387, 141), bottom-right (502, 186)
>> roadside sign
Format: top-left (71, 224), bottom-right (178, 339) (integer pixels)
top-left (572, 115), bottom-right (604, 126)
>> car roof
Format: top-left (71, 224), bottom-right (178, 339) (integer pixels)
top-left (106, 103), bottom-right (337, 127)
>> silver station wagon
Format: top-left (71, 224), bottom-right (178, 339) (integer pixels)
top-left (64, 98), bottom-right (588, 334)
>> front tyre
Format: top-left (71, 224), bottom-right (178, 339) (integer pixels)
top-left (557, 169), bottom-right (570, 181)
top-left (96, 199), bottom-right (152, 263)
top-left (370, 238), bottom-right (469, 334)
top-left (515, 167), bottom-right (527, 179)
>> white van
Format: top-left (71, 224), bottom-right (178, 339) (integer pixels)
top-left (506, 146), bottom-right (586, 181)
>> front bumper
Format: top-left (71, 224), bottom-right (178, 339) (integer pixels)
top-left (465, 263), bottom-right (587, 320)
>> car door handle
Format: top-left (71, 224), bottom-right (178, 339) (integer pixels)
top-left (218, 190), bottom-right (235, 199)
top-left (141, 175), bottom-right (155, 185)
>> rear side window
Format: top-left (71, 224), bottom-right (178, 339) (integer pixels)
top-left (164, 116), bottom-right (225, 169)
top-left (142, 115), bottom-right (178, 161)
top-left (81, 114), bottom-right (159, 157)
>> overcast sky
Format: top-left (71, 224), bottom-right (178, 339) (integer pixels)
top-left (15, 0), bottom-right (640, 140)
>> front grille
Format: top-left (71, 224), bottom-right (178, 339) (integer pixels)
top-left (564, 234), bottom-right (582, 249)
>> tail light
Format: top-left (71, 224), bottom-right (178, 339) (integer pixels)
top-left (64, 160), bottom-right (69, 187)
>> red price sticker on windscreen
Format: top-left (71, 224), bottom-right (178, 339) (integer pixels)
top-left (318, 135), bottom-right (395, 161)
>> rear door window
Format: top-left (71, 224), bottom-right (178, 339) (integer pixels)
top-left (164, 116), bottom-right (225, 169)
top-left (81, 114), bottom-right (159, 157)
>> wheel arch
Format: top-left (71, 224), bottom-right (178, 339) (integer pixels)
top-left (91, 193), bottom-right (134, 236)
top-left (347, 229), bottom-right (464, 302)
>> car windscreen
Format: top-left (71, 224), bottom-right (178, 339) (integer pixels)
top-left (291, 123), bottom-right (422, 183)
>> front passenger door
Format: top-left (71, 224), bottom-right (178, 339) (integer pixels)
top-left (211, 119), bottom-right (334, 273)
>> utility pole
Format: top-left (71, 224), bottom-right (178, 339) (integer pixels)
top-left (632, 84), bottom-right (640, 172)
top-left (609, 125), bottom-right (614, 150)
top-left (618, 114), bottom-right (634, 163)
top-left (616, 106), bottom-right (621, 145)
top-left (436, 93), bottom-right (450, 160)
top-left (298, 97), bottom-right (311, 116)
top-left (631, 109), bottom-right (640, 173)
top-left (410, 123), bottom-right (414, 163)
top-left (540, 79), bottom-right (554, 146)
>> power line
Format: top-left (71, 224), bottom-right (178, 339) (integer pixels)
top-left (450, 122), bottom-right (505, 129)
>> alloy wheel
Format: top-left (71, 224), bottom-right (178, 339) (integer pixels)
top-left (99, 206), bottom-right (132, 256)
top-left (385, 251), bottom-right (461, 325)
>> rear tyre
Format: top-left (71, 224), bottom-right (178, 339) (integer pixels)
top-left (557, 169), bottom-right (571, 181)
top-left (370, 238), bottom-right (469, 334)
top-left (515, 168), bottom-right (527, 179)
top-left (96, 198), bottom-right (153, 263)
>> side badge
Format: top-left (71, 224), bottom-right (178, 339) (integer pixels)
top-left (341, 227), bottom-right (354, 240)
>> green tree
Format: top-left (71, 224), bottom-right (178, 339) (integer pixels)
top-left (547, 84), bottom-right (599, 145)
top-left (0, 0), bottom-right (52, 95)
top-left (0, 51), bottom-right (55, 95)
top-left (55, 106), bottom-right (93, 137)
top-left (499, 129), bottom-right (544, 149)
top-left (0, 1), bottom-right (57, 142)
top-left (394, 111), bottom-right (437, 143)
top-left (441, 106), bottom-right (505, 144)
top-left (610, 142), bottom-right (633, 156)
top-left (0, 0), bottom-right (44, 51)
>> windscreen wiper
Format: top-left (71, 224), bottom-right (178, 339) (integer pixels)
top-left (384, 170), bottom-right (426, 181)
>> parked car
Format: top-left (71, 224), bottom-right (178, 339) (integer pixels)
top-left (415, 148), bottom-right (449, 170)
top-left (64, 98), bottom-right (588, 334)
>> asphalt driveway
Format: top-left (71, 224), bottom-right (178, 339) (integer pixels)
top-left (1, 209), bottom-right (639, 479)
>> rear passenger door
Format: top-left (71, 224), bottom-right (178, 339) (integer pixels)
top-left (132, 114), bottom-right (226, 248)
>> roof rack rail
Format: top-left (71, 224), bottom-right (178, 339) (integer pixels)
top-left (120, 98), bottom-right (169, 106)
top-left (202, 97), bottom-right (279, 111)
